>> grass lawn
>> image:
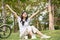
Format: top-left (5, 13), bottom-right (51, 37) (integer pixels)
top-left (0, 30), bottom-right (60, 40)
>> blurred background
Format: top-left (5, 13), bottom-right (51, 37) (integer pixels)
top-left (0, 0), bottom-right (60, 40)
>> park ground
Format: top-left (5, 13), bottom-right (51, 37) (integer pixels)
top-left (0, 30), bottom-right (60, 40)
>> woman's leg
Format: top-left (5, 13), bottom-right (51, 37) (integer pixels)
top-left (28, 31), bottom-right (36, 39)
top-left (27, 26), bottom-right (36, 39)
top-left (31, 26), bottom-right (44, 36)
top-left (31, 26), bottom-right (51, 38)
top-left (36, 30), bottom-right (44, 36)
top-left (20, 27), bottom-right (28, 39)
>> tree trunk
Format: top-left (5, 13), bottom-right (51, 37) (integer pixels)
top-left (36, 20), bottom-right (39, 29)
top-left (51, 4), bottom-right (55, 30)
top-left (48, 0), bottom-right (54, 30)
top-left (2, 0), bottom-right (6, 31)
top-left (14, 17), bottom-right (18, 32)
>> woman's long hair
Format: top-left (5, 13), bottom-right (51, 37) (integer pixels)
top-left (20, 11), bottom-right (28, 26)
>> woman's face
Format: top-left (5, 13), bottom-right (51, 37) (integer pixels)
top-left (22, 12), bottom-right (27, 18)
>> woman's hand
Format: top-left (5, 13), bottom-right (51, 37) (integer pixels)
top-left (6, 4), bottom-right (18, 18)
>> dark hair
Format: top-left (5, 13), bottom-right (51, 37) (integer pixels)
top-left (20, 11), bottom-right (28, 26)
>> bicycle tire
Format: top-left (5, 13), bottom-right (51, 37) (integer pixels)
top-left (0, 24), bottom-right (12, 39)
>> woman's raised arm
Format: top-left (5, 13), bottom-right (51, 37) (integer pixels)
top-left (6, 4), bottom-right (18, 18)
top-left (29, 6), bottom-right (47, 19)
top-left (29, 10), bottom-right (40, 19)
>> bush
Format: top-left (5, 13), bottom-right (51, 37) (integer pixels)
top-left (55, 25), bottom-right (60, 30)
top-left (6, 18), bottom-right (13, 25)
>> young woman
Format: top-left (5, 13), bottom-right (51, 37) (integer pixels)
top-left (6, 4), bottom-right (51, 39)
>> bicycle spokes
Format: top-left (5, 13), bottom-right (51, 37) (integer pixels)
top-left (0, 24), bottom-right (12, 39)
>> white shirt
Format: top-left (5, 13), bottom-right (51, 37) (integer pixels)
top-left (17, 16), bottom-right (30, 28)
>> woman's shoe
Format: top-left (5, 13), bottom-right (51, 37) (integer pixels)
top-left (41, 35), bottom-right (51, 38)
top-left (31, 34), bottom-right (36, 39)
top-left (24, 36), bottom-right (28, 39)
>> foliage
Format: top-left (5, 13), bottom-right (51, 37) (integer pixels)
top-left (0, 0), bottom-right (60, 30)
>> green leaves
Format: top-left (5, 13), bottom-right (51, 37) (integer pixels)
top-left (52, 0), bottom-right (60, 7)
top-left (20, 0), bottom-right (26, 2)
top-left (29, 0), bottom-right (37, 2)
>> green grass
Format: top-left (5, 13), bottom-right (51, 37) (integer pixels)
top-left (0, 30), bottom-right (60, 40)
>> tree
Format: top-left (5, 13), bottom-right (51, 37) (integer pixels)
top-left (2, 0), bottom-right (6, 31)
top-left (48, 0), bottom-right (54, 30)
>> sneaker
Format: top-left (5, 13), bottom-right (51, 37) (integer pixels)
top-left (31, 34), bottom-right (36, 39)
top-left (41, 35), bottom-right (51, 38)
top-left (24, 36), bottom-right (28, 39)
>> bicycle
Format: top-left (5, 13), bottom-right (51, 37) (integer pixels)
top-left (0, 18), bottom-right (12, 39)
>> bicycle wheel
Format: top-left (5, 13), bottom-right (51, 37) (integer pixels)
top-left (0, 24), bottom-right (12, 39)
